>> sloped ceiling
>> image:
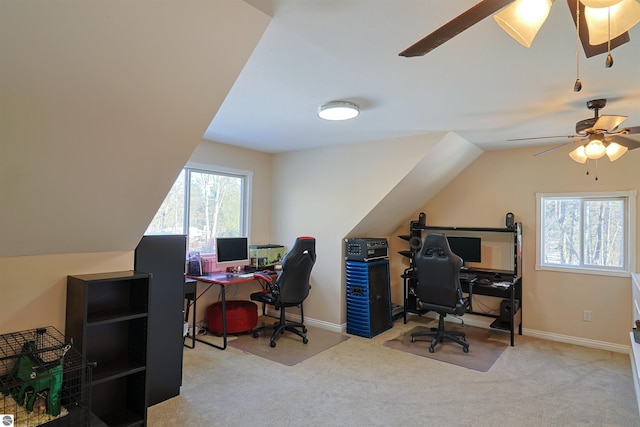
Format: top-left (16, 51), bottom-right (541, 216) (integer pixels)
top-left (209, 0), bottom-right (640, 154)
top-left (0, 0), bottom-right (270, 257)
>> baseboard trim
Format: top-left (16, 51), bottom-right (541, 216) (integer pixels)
top-left (523, 328), bottom-right (629, 354)
top-left (277, 309), bottom-right (631, 354)
top-left (263, 308), bottom-right (344, 334)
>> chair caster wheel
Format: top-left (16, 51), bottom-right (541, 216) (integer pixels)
top-left (302, 327), bottom-right (307, 333)
top-left (270, 341), bottom-right (276, 348)
top-left (252, 331), bottom-right (259, 338)
top-left (428, 346), bottom-right (435, 353)
top-left (463, 346), bottom-right (469, 353)
top-left (303, 337), bottom-right (308, 344)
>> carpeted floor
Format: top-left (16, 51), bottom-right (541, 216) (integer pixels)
top-left (149, 317), bottom-right (640, 426)
top-left (229, 320), bottom-right (349, 365)
top-left (384, 323), bottom-right (507, 372)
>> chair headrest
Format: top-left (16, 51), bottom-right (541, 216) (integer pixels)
top-left (419, 233), bottom-right (454, 259)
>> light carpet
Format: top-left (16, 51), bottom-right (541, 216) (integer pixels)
top-left (384, 323), bottom-right (508, 372)
top-left (227, 318), bottom-right (349, 366)
top-left (149, 317), bottom-right (639, 426)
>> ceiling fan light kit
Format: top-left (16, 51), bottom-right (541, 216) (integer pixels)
top-left (583, 0), bottom-right (640, 45)
top-left (493, 0), bottom-right (554, 47)
top-left (318, 101), bottom-right (359, 121)
top-left (399, 0), bottom-right (639, 63)
top-left (569, 138), bottom-right (628, 163)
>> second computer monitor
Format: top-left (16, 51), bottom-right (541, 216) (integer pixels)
top-left (446, 236), bottom-right (481, 264)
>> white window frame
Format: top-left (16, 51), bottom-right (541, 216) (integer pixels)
top-left (146, 161), bottom-right (252, 254)
top-left (535, 190), bottom-right (636, 277)
top-left (186, 162), bottom-right (253, 249)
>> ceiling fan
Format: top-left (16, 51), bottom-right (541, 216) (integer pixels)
top-left (399, 0), bottom-right (632, 58)
top-left (512, 98), bottom-right (640, 162)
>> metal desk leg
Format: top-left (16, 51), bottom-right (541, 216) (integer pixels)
top-left (183, 292), bottom-right (196, 349)
top-left (195, 284), bottom-right (228, 350)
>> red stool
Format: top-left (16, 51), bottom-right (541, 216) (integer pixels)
top-left (207, 300), bottom-right (258, 335)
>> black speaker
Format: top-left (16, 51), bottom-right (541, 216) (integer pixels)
top-left (500, 299), bottom-right (519, 322)
top-left (409, 236), bottom-right (422, 251)
top-left (505, 212), bottom-right (515, 228)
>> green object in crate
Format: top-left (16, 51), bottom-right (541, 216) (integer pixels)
top-left (8, 341), bottom-right (63, 416)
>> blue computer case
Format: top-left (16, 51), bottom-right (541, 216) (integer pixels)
top-left (346, 259), bottom-right (392, 338)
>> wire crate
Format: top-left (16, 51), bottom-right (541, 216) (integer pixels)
top-left (0, 327), bottom-right (92, 427)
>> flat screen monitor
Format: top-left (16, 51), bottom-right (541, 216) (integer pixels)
top-left (446, 236), bottom-right (481, 264)
top-left (215, 237), bottom-right (250, 269)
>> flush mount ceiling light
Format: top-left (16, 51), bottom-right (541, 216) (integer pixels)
top-left (318, 101), bottom-right (359, 121)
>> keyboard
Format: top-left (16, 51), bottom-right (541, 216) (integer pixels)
top-left (237, 273), bottom-right (254, 278)
top-left (474, 277), bottom-right (493, 286)
top-left (459, 272), bottom-right (476, 281)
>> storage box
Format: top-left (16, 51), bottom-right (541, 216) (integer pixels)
top-left (207, 301), bottom-right (258, 335)
top-left (249, 244), bottom-right (285, 269)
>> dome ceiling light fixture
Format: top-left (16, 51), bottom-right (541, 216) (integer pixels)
top-left (318, 101), bottom-right (360, 121)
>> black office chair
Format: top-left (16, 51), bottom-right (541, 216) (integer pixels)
top-left (410, 233), bottom-right (469, 353)
top-left (250, 236), bottom-right (316, 347)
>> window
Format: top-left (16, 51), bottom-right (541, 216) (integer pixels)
top-left (146, 166), bottom-right (251, 254)
top-left (536, 191), bottom-right (636, 276)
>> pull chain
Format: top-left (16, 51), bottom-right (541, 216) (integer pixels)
top-left (574, 0), bottom-right (582, 91)
top-left (605, 7), bottom-right (613, 68)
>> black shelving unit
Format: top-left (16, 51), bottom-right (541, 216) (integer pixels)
top-left (66, 271), bottom-right (150, 427)
top-left (134, 234), bottom-right (187, 407)
top-left (399, 215), bottom-right (523, 346)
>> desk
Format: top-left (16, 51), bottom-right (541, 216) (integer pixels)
top-left (402, 270), bottom-right (522, 346)
top-left (464, 275), bottom-right (522, 346)
top-left (186, 272), bottom-right (259, 350)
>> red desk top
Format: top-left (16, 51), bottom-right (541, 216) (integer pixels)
top-left (186, 272), bottom-right (258, 285)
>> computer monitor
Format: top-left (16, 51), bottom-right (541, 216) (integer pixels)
top-left (215, 237), bottom-right (250, 270)
top-left (446, 236), bottom-right (481, 264)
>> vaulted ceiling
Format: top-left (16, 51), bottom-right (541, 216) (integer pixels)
top-left (207, 0), bottom-right (640, 153)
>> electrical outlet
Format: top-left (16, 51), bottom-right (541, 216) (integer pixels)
top-left (583, 310), bottom-right (592, 322)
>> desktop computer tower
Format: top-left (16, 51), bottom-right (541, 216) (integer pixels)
top-left (345, 259), bottom-right (392, 338)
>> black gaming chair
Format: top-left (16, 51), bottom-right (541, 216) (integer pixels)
top-left (410, 233), bottom-right (469, 353)
top-left (250, 236), bottom-right (316, 347)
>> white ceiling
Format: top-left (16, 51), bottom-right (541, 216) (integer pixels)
top-left (204, 0), bottom-right (640, 154)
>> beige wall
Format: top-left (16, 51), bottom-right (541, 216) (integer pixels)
top-left (0, 252), bottom-right (133, 334)
top-left (0, 1), bottom-right (269, 334)
top-left (270, 132), bottom-right (481, 329)
top-left (390, 143), bottom-right (640, 348)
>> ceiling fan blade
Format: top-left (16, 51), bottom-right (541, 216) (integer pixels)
top-left (593, 115), bottom-right (627, 132)
top-left (509, 135), bottom-right (574, 142)
top-left (609, 135), bottom-right (640, 150)
top-left (567, 0), bottom-right (630, 58)
top-left (623, 126), bottom-right (640, 135)
top-left (534, 139), bottom-right (584, 157)
top-left (399, 0), bottom-right (513, 57)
